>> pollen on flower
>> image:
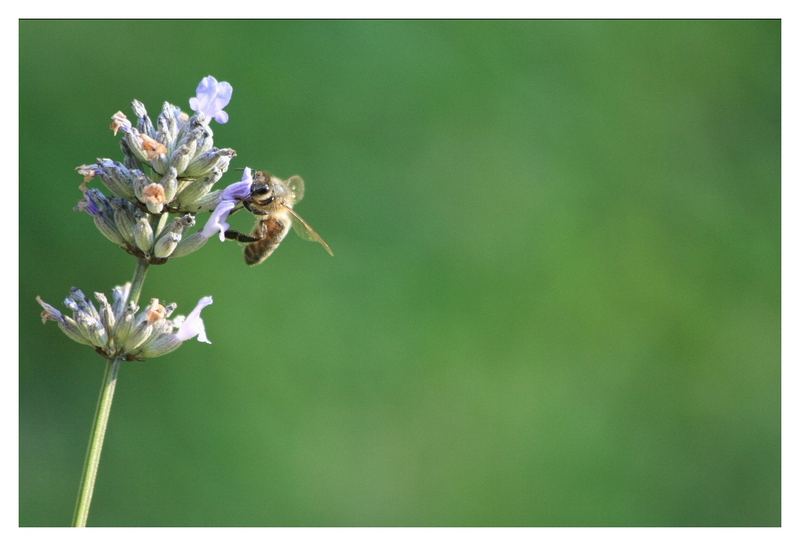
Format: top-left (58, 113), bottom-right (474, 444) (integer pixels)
top-left (142, 183), bottom-right (166, 206)
top-left (146, 300), bottom-right (167, 324)
top-left (76, 165), bottom-right (97, 192)
top-left (110, 111), bottom-right (131, 136)
top-left (76, 165), bottom-right (96, 183)
top-left (140, 134), bottom-right (168, 160)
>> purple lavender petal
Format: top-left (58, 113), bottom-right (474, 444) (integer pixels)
top-left (221, 167), bottom-right (253, 200)
top-left (201, 199), bottom-right (237, 241)
top-left (175, 296), bottom-right (213, 343)
top-left (189, 75), bottom-right (233, 124)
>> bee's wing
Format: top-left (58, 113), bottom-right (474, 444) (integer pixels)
top-left (285, 206), bottom-right (334, 256)
top-left (287, 176), bottom-right (305, 204)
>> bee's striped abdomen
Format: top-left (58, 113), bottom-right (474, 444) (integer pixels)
top-left (244, 213), bottom-right (291, 266)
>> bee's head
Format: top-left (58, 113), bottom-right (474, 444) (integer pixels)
top-left (249, 182), bottom-right (274, 205)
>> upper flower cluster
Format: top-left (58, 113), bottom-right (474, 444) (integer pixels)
top-left (75, 76), bottom-right (240, 264)
top-left (37, 285), bottom-right (212, 361)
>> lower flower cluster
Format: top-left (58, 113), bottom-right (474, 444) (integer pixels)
top-left (37, 285), bottom-right (212, 361)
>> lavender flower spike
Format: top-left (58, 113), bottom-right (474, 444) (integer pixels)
top-left (189, 75), bottom-right (233, 124)
top-left (175, 296), bottom-right (214, 344)
top-left (201, 167), bottom-right (253, 241)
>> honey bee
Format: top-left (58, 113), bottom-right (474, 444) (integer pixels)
top-left (224, 170), bottom-right (333, 265)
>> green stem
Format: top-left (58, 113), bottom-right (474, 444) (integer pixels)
top-left (72, 259), bottom-right (149, 527)
top-left (72, 357), bottom-right (122, 527)
top-left (128, 258), bottom-right (149, 307)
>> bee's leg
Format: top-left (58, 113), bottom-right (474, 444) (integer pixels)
top-left (243, 201), bottom-right (269, 215)
top-left (225, 204), bottom-right (253, 218)
top-left (224, 229), bottom-right (262, 243)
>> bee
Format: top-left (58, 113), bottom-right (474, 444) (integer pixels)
top-left (224, 170), bottom-right (333, 265)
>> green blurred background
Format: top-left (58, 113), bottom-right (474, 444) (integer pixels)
top-left (19, 20), bottom-right (780, 526)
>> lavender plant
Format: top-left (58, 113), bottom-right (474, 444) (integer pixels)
top-left (35, 76), bottom-right (265, 527)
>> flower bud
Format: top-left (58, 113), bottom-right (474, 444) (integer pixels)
top-left (176, 123), bottom-right (204, 148)
top-left (193, 189), bottom-right (223, 212)
top-left (134, 217), bottom-right (154, 253)
top-left (132, 99), bottom-right (156, 138)
top-left (154, 232), bottom-right (180, 258)
top-left (69, 287), bottom-right (89, 307)
top-left (76, 313), bottom-right (108, 348)
top-left (151, 317), bottom-right (174, 338)
top-left (161, 167), bottom-right (179, 204)
top-left (153, 214), bottom-right (194, 259)
top-left (171, 214), bottom-right (196, 233)
top-left (120, 139), bottom-right (143, 171)
top-left (92, 159), bottom-right (136, 199)
top-left (170, 232), bottom-right (210, 258)
top-left (37, 296), bottom-right (93, 346)
top-left (71, 288), bottom-right (101, 322)
top-left (111, 283), bottom-right (131, 317)
top-left (170, 143), bottom-right (195, 176)
top-left (76, 189), bottom-right (125, 246)
top-left (93, 325), bottom-right (109, 348)
top-left (132, 170), bottom-right (151, 198)
top-left (94, 292), bottom-right (116, 332)
top-left (59, 316), bottom-right (95, 346)
top-left (112, 304), bottom-right (137, 348)
top-left (124, 321), bottom-right (154, 352)
top-left (183, 148), bottom-right (236, 177)
top-left (124, 128), bottom-right (150, 164)
top-left (137, 334), bottom-right (182, 359)
top-left (93, 216), bottom-right (124, 246)
top-left (164, 303), bottom-right (177, 317)
top-left (176, 168), bottom-right (223, 210)
top-left (157, 101), bottom-right (180, 144)
top-left (195, 124), bottom-right (214, 156)
top-left (113, 204), bottom-right (137, 245)
top-left (36, 297), bottom-right (63, 324)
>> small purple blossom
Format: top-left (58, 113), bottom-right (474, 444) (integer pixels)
top-left (175, 296), bottom-right (213, 344)
top-left (189, 76), bottom-right (233, 124)
top-left (36, 296), bottom-right (64, 324)
top-left (201, 167), bottom-right (253, 241)
top-left (201, 199), bottom-right (237, 242)
top-left (78, 189), bottom-right (108, 217)
top-left (84, 198), bottom-right (100, 216)
top-left (221, 168), bottom-right (254, 201)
